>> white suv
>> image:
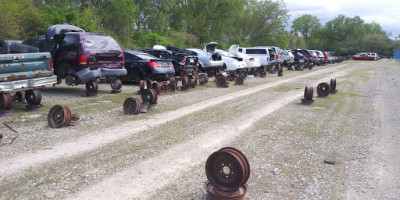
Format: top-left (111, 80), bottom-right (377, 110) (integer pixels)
top-left (238, 47), bottom-right (273, 67)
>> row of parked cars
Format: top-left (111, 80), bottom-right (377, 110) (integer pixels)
top-left (1, 24), bottom-right (339, 104)
top-left (352, 52), bottom-right (380, 60)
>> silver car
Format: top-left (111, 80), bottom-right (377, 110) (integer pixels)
top-left (187, 42), bottom-right (224, 72)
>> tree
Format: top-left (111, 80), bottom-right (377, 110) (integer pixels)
top-left (291, 14), bottom-right (321, 45)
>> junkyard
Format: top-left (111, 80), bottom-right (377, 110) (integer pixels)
top-left (2, 0), bottom-right (400, 199)
top-left (1, 59), bottom-right (400, 199)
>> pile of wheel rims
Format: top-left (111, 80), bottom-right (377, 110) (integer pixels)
top-left (139, 79), bottom-right (169, 94)
top-left (47, 105), bottom-right (80, 128)
top-left (205, 147), bottom-right (250, 200)
top-left (215, 75), bottom-right (228, 88)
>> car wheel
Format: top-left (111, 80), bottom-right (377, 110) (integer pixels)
top-left (110, 79), bottom-right (122, 91)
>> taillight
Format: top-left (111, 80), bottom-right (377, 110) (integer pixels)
top-left (169, 63), bottom-right (174, 68)
top-left (276, 54), bottom-right (279, 59)
top-left (148, 61), bottom-right (161, 67)
top-left (79, 54), bottom-right (87, 65)
top-left (122, 54), bottom-right (125, 64)
top-left (180, 60), bottom-right (186, 65)
top-left (49, 58), bottom-right (53, 71)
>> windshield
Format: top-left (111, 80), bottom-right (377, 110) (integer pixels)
top-left (82, 35), bottom-right (121, 52)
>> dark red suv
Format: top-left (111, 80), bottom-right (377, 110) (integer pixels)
top-left (23, 24), bottom-right (127, 94)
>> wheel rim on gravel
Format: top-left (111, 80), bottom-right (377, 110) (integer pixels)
top-left (156, 82), bottom-right (168, 94)
top-left (141, 89), bottom-right (158, 104)
top-left (204, 181), bottom-right (248, 200)
top-left (234, 77), bottom-right (244, 85)
top-left (317, 82), bottom-right (330, 96)
top-left (304, 86), bottom-right (313, 100)
top-left (86, 81), bottom-right (99, 97)
top-left (47, 105), bottom-right (72, 128)
top-left (110, 79), bottom-right (122, 91)
top-left (330, 79), bottom-right (336, 91)
top-left (182, 77), bottom-right (191, 90)
top-left (0, 93), bottom-right (13, 110)
top-left (198, 74), bottom-right (208, 85)
top-left (239, 70), bottom-right (247, 79)
top-left (190, 77), bottom-right (197, 88)
top-left (144, 79), bottom-right (153, 89)
top-left (205, 147), bottom-right (250, 192)
top-left (215, 77), bottom-right (228, 88)
top-left (123, 97), bottom-right (141, 115)
top-left (26, 89), bottom-right (42, 105)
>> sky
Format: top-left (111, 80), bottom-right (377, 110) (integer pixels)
top-left (283, 0), bottom-right (400, 39)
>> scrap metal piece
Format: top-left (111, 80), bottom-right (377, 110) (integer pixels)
top-left (205, 147), bottom-right (250, 192)
top-left (205, 181), bottom-right (248, 200)
top-left (234, 77), bottom-right (244, 85)
top-left (0, 93), bottom-right (13, 110)
top-left (198, 74), bottom-right (209, 85)
top-left (215, 76), bottom-right (228, 88)
top-left (47, 105), bottom-right (72, 128)
top-left (123, 97), bottom-right (141, 115)
top-left (85, 80), bottom-right (99, 97)
top-left (317, 82), bottom-right (330, 97)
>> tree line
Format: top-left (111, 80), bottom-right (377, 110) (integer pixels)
top-left (1, 0), bottom-right (398, 55)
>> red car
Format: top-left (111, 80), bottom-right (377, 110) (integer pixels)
top-left (353, 53), bottom-right (373, 60)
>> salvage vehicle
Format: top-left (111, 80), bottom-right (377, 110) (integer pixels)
top-left (139, 45), bottom-right (198, 76)
top-left (352, 52), bottom-right (374, 60)
top-left (0, 40), bottom-right (57, 110)
top-left (215, 49), bottom-right (246, 73)
top-left (255, 46), bottom-right (284, 68)
top-left (23, 24), bottom-right (127, 94)
top-left (123, 50), bottom-right (175, 82)
top-left (238, 47), bottom-right (273, 67)
top-left (187, 42), bottom-right (224, 74)
top-left (281, 50), bottom-right (295, 67)
top-left (227, 45), bottom-right (261, 69)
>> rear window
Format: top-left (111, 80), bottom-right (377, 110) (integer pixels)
top-left (246, 49), bottom-right (267, 54)
top-left (82, 35), bottom-right (121, 52)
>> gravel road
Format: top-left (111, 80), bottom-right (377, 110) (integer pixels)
top-left (0, 60), bottom-right (399, 199)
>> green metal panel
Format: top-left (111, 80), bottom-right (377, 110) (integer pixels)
top-left (0, 52), bottom-right (54, 82)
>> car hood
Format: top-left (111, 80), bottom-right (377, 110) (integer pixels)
top-left (46, 24), bottom-right (85, 40)
top-left (204, 42), bottom-right (218, 54)
top-left (228, 45), bottom-right (240, 56)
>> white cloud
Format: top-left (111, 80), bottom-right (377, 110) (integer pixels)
top-left (283, 0), bottom-right (400, 38)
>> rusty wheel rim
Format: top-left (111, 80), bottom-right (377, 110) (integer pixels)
top-left (144, 79), bottom-right (153, 89)
top-left (48, 105), bottom-right (72, 128)
top-left (304, 86), bottom-right (314, 100)
top-left (216, 77), bottom-right (228, 88)
top-left (182, 77), bottom-right (191, 90)
top-left (181, 71), bottom-right (188, 78)
top-left (0, 93), bottom-right (13, 110)
top-left (123, 97), bottom-right (141, 115)
top-left (156, 83), bottom-right (168, 94)
top-left (190, 77), bottom-right (197, 88)
top-left (205, 147), bottom-right (250, 192)
top-left (85, 81), bottom-right (99, 97)
top-left (317, 82), bottom-right (330, 96)
top-left (205, 181), bottom-right (248, 200)
top-left (234, 77), bottom-right (244, 85)
top-left (330, 79), bottom-right (336, 91)
top-left (141, 89), bottom-right (158, 104)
